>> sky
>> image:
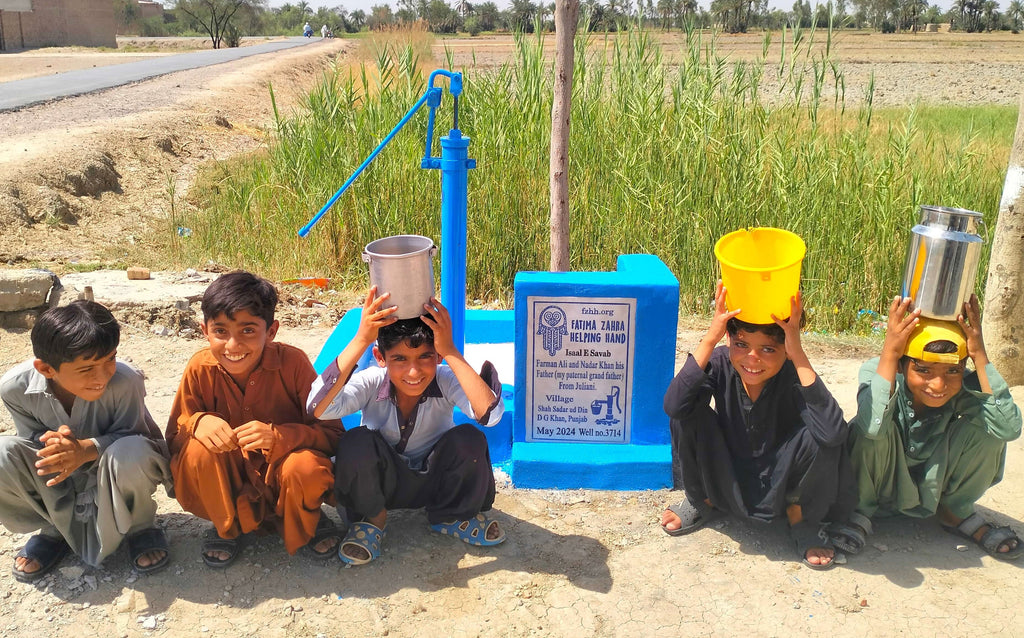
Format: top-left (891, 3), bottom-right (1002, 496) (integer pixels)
top-left (264, 0), bottom-right (959, 17)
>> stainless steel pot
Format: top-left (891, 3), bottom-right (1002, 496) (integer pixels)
top-left (900, 205), bottom-right (984, 320)
top-left (362, 235), bottom-right (438, 319)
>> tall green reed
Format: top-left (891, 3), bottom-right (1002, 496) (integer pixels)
top-left (172, 25), bottom-right (1013, 332)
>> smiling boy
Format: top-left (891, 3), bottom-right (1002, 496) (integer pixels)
top-left (0, 300), bottom-right (171, 582)
top-left (828, 295), bottom-right (1022, 560)
top-left (661, 281), bottom-right (852, 570)
top-left (166, 272), bottom-right (344, 567)
top-left (308, 288), bottom-right (505, 565)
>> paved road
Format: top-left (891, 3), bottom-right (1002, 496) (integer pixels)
top-left (0, 37), bottom-right (319, 112)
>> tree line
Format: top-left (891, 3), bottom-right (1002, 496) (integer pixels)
top-left (116, 0), bottom-right (1024, 46)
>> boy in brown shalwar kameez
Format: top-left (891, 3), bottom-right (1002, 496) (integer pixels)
top-left (166, 272), bottom-right (344, 567)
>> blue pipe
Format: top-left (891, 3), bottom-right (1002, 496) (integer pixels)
top-left (297, 89), bottom-right (435, 238)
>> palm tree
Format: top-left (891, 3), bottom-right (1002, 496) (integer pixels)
top-left (1009, 0), bottom-right (1024, 30)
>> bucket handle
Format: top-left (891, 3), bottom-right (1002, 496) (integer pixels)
top-left (360, 244), bottom-right (438, 263)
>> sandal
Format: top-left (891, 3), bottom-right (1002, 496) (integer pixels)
top-left (13, 535), bottom-right (70, 584)
top-left (430, 513), bottom-right (506, 546)
top-left (790, 521), bottom-right (838, 571)
top-left (942, 512), bottom-right (1024, 561)
top-left (127, 527), bottom-right (170, 574)
top-left (826, 512), bottom-right (872, 555)
top-left (661, 499), bottom-right (723, 537)
top-left (303, 515), bottom-right (342, 560)
top-left (201, 528), bottom-right (240, 569)
top-left (338, 521), bottom-right (385, 566)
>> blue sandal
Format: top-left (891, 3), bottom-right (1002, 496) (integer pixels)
top-left (430, 513), bottom-right (506, 547)
top-left (338, 521), bottom-right (385, 566)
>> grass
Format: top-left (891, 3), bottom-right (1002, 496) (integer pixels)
top-left (168, 23), bottom-right (1017, 333)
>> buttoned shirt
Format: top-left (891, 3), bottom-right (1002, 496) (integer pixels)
top-left (309, 362), bottom-right (503, 470)
top-left (1, 359), bottom-right (164, 454)
top-left (166, 342), bottom-right (343, 464)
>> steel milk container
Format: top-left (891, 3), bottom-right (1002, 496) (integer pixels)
top-left (900, 205), bottom-right (984, 320)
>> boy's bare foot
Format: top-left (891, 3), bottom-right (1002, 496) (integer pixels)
top-left (14, 555), bottom-right (42, 575)
top-left (135, 549), bottom-right (167, 568)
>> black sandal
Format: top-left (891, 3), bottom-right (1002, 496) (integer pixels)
top-left (128, 528), bottom-right (170, 574)
top-left (202, 528), bottom-right (240, 569)
top-left (303, 515), bottom-right (342, 560)
top-left (662, 499), bottom-right (724, 536)
top-left (790, 521), bottom-right (839, 571)
top-left (13, 535), bottom-right (70, 584)
top-left (942, 512), bottom-right (1024, 561)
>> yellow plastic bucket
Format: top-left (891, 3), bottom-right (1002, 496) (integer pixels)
top-left (714, 227), bottom-right (806, 323)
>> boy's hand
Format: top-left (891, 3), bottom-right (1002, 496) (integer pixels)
top-left (355, 286), bottom-right (398, 347)
top-left (421, 297), bottom-right (457, 360)
top-left (692, 280), bottom-right (741, 369)
top-left (705, 280), bottom-right (742, 345)
top-left (772, 293), bottom-right (818, 387)
top-left (882, 296), bottom-right (921, 360)
top-left (771, 293), bottom-right (806, 361)
top-left (194, 415), bottom-right (239, 453)
top-left (236, 420), bottom-right (275, 453)
top-left (958, 293), bottom-right (989, 366)
top-left (35, 425), bottom-right (97, 487)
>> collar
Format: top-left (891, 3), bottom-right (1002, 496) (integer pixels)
top-left (25, 365), bottom-right (52, 396)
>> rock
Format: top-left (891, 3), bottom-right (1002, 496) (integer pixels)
top-left (141, 616), bottom-right (157, 630)
top-left (127, 267), bottom-right (151, 281)
top-left (60, 565), bottom-right (85, 580)
top-left (0, 269), bottom-right (58, 312)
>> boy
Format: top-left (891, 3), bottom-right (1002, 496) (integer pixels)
top-left (0, 300), bottom-right (171, 582)
top-left (166, 271), bottom-right (344, 567)
top-left (828, 295), bottom-right (1022, 560)
top-left (661, 282), bottom-right (851, 570)
top-left (308, 288), bottom-right (505, 565)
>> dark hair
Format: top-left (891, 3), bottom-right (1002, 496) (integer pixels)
top-left (201, 271), bottom-right (277, 328)
top-left (31, 300), bottom-right (120, 368)
top-left (726, 317), bottom-right (786, 344)
top-left (899, 339), bottom-right (964, 369)
top-left (376, 318), bottom-right (435, 354)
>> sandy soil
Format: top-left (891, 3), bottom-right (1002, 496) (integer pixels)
top-left (1, 32), bottom-right (1023, 637)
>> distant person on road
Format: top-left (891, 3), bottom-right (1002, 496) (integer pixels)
top-left (303, 22), bottom-right (313, 37)
top-left (321, 24), bottom-right (329, 38)
top-left (827, 295), bottom-right (1022, 561)
top-left (661, 281), bottom-right (854, 570)
top-left (0, 301), bottom-right (172, 583)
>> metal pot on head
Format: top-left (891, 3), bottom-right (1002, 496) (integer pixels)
top-left (362, 235), bottom-right (438, 319)
top-left (901, 205), bottom-right (984, 320)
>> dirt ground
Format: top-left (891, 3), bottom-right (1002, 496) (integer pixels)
top-left (1, 32), bottom-right (1024, 637)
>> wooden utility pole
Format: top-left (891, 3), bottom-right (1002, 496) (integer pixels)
top-left (548, 0), bottom-right (580, 272)
top-left (983, 95), bottom-right (1024, 385)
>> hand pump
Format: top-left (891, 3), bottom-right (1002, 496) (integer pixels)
top-left (297, 70), bottom-right (475, 351)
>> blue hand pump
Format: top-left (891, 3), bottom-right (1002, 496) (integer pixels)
top-left (297, 70), bottom-right (475, 351)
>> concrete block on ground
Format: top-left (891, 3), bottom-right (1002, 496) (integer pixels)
top-left (0, 268), bottom-right (58, 312)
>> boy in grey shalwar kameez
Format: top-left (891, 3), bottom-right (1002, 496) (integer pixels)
top-left (0, 301), bottom-right (171, 582)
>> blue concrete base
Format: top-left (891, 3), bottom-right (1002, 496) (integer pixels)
top-left (510, 442), bottom-right (673, 490)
